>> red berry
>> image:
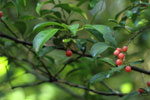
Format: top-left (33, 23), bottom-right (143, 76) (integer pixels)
top-left (116, 48), bottom-right (122, 53)
top-left (116, 59), bottom-right (122, 65)
top-left (122, 46), bottom-right (128, 52)
top-left (0, 11), bottom-right (3, 18)
top-left (146, 81), bottom-right (150, 87)
top-left (66, 50), bottom-right (72, 57)
top-left (138, 88), bottom-right (144, 94)
top-left (125, 66), bottom-right (131, 72)
top-left (118, 53), bottom-right (125, 59)
top-left (113, 50), bottom-right (120, 56)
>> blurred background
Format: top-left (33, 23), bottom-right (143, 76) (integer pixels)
top-left (0, 0), bottom-right (150, 100)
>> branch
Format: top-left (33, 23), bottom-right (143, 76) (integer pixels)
top-left (1, 31), bottom-right (150, 75)
top-left (12, 81), bottom-right (46, 89)
top-left (24, 46), bottom-right (53, 80)
top-left (0, 19), bottom-right (18, 38)
top-left (0, 31), bottom-right (32, 46)
top-left (55, 83), bottom-right (84, 100)
top-left (0, 31), bottom-right (92, 57)
top-left (131, 66), bottom-right (150, 75)
top-left (57, 80), bottom-right (125, 97)
top-left (12, 79), bottom-right (125, 97)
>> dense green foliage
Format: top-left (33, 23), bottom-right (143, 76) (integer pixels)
top-left (0, 0), bottom-right (150, 100)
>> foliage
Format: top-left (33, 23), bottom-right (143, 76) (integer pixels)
top-left (0, 0), bottom-right (150, 100)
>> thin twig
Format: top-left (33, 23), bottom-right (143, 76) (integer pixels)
top-left (54, 55), bottom-right (81, 77)
top-left (24, 46), bottom-right (53, 80)
top-left (12, 81), bottom-right (46, 89)
top-left (0, 31), bottom-right (32, 45)
top-left (0, 19), bottom-right (18, 38)
top-left (127, 25), bottom-right (150, 46)
top-left (55, 83), bottom-right (84, 100)
top-left (101, 81), bottom-right (117, 93)
top-left (57, 80), bottom-right (125, 97)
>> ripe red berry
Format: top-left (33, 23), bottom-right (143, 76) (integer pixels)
top-left (122, 46), bottom-right (128, 52)
top-left (116, 48), bottom-right (122, 53)
top-left (125, 66), bottom-right (131, 72)
top-left (118, 53), bottom-right (125, 59)
top-left (114, 50), bottom-right (120, 56)
top-left (146, 81), bottom-right (150, 87)
top-left (116, 59), bottom-right (122, 65)
top-left (66, 50), bottom-right (72, 57)
top-left (138, 88), bottom-right (144, 94)
top-left (0, 11), bottom-right (3, 18)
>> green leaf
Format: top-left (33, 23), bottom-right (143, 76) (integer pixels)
top-left (19, 15), bottom-right (36, 21)
top-left (36, 1), bottom-right (51, 15)
top-left (68, 24), bottom-right (79, 36)
top-left (88, 0), bottom-right (99, 10)
top-left (33, 29), bottom-right (58, 53)
top-left (2, 1), bottom-right (15, 9)
top-left (33, 22), bottom-right (66, 32)
top-left (89, 72), bottom-right (106, 84)
top-left (89, 66), bottom-right (124, 84)
top-left (86, 29), bottom-right (104, 41)
top-left (84, 24), bottom-right (117, 46)
top-left (76, 0), bottom-right (88, 7)
top-left (39, 47), bottom-right (55, 57)
top-left (12, 0), bottom-right (23, 16)
top-left (99, 57), bottom-right (115, 66)
top-left (130, 59), bottom-right (144, 66)
top-left (90, 42), bottom-right (110, 57)
top-left (14, 21), bottom-right (27, 34)
top-left (55, 3), bottom-right (87, 19)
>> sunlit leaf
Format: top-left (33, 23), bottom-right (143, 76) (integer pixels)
top-left (39, 47), bottom-right (55, 57)
top-left (33, 22), bottom-right (66, 32)
top-left (99, 57), bottom-right (115, 66)
top-left (89, 66), bottom-right (124, 84)
top-left (68, 24), bottom-right (79, 36)
top-left (33, 28), bottom-right (58, 53)
top-left (90, 42), bottom-right (111, 57)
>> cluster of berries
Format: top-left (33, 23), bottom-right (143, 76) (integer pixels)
top-left (138, 81), bottom-right (150, 94)
top-left (113, 46), bottom-right (131, 72)
top-left (0, 11), bottom-right (3, 18)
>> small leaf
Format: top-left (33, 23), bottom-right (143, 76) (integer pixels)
top-left (33, 22), bottom-right (65, 32)
top-left (33, 29), bottom-right (58, 53)
top-left (89, 66), bottom-right (124, 84)
top-left (86, 29), bottom-right (104, 41)
top-left (90, 42), bottom-right (110, 57)
top-left (36, 1), bottom-right (51, 15)
top-left (84, 24), bottom-right (117, 46)
top-left (99, 57), bottom-right (115, 66)
top-left (39, 47), bottom-right (55, 57)
top-left (68, 24), bottom-right (79, 36)
top-left (55, 3), bottom-right (87, 19)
